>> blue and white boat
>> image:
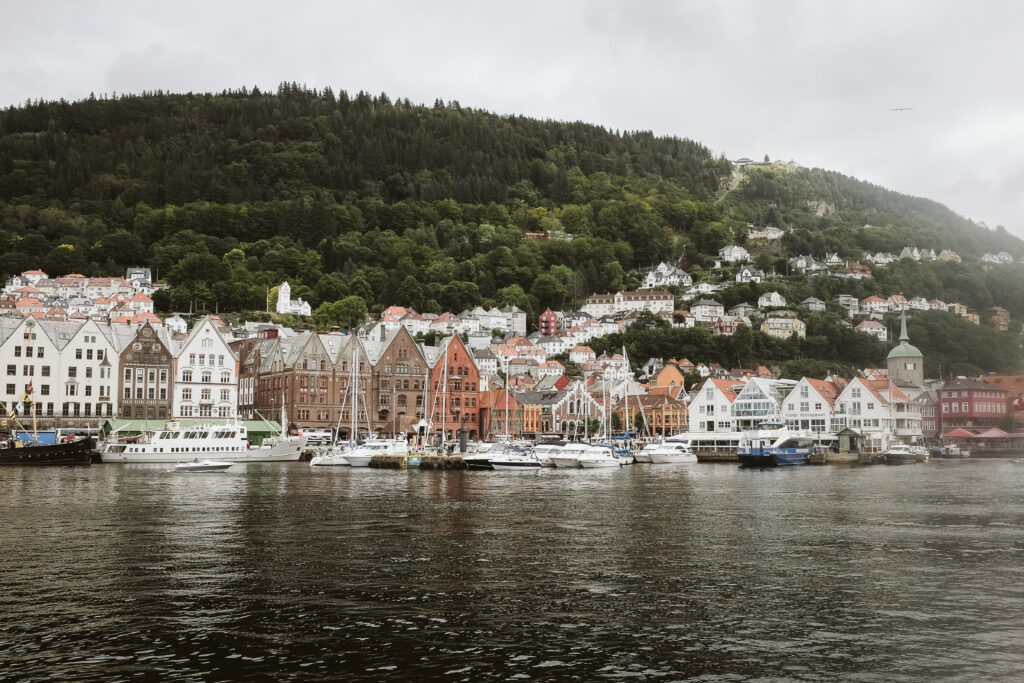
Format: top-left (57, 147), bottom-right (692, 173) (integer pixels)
top-left (737, 421), bottom-right (813, 467)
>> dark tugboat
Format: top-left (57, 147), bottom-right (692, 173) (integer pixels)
top-left (1, 384), bottom-right (92, 467)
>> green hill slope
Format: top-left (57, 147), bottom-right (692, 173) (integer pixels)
top-left (1, 84), bottom-right (1022, 372)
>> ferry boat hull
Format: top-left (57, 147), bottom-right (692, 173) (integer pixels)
top-left (99, 426), bottom-right (304, 463)
top-left (0, 437), bottom-right (93, 466)
top-left (737, 450), bottom-right (809, 467)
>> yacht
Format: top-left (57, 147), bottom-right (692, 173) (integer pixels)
top-left (883, 443), bottom-right (918, 465)
top-left (100, 423), bottom-right (305, 463)
top-left (550, 442), bottom-right (589, 469)
top-left (529, 443), bottom-right (562, 467)
top-left (577, 443), bottom-right (622, 469)
top-left (489, 447), bottom-right (542, 470)
top-left (342, 438), bottom-right (409, 467)
top-left (309, 444), bottom-right (350, 467)
top-left (648, 442), bottom-right (698, 464)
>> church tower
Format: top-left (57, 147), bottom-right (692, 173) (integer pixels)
top-left (276, 281), bottom-right (291, 315)
top-left (886, 311), bottom-right (924, 386)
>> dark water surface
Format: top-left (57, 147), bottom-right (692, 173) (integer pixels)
top-left (3, 460), bottom-right (1024, 681)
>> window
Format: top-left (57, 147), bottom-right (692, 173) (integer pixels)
top-left (68, 367), bottom-right (77, 378)
top-left (75, 349), bottom-right (82, 359)
top-left (85, 368), bottom-right (92, 379)
top-left (202, 372), bottom-right (211, 383)
top-left (97, 350), bottom-right (103, 361)
top-left (5, 384), bottom-right (13, 395)
top-left (201, 389), bottom-right (211, 401)
top-left (962, 401), bottom-right (969, 412)
top-left (182, 389), bottom-right (192, 400)
top-left (124, 368), bottom-right (132, 381)
top-left (40, 384), bottom-right (49, 396)
top-left (221, 389), bottom-right (230, 401)
top-left (14, 346), bottom-right (20, 357)
top-left (67, 385), bottom-right (78, 396)
top-left (182, 371), bottom-right (192, 382)
top-left (189, 353), bottom-right (196, 365)
top-left (160, 370), bottom-right (167, 382)
top-left (86, 349), bottom-right (93, 360)
top-left (218, 355), bottom-right (224, 367)
top-left (6, 365), bottom-right (14, 376)
top-left (85, 385), bottom-right (92, 396)
top-left (36, 347), bottom-right (43, 358)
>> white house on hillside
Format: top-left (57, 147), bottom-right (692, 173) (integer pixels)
top-left (276, 281), bottom-right (311, 317)
top-left (718, 245), bottom-right (749, 263)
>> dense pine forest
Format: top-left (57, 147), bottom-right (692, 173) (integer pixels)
top-left (2, 83), bottom-right (1023, 373)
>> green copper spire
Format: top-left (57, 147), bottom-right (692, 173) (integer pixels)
top-left (887, 309), bottom-right (921, 360)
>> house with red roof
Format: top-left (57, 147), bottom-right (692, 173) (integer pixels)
top-left (687, 377), bottom-right (746, 433)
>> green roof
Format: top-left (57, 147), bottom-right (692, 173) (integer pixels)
top-left (887, 342), bottom-right (923, 359)
top-left (887, 311), bottom-right (922, 360)
top-left (102, 418), bottom-right (283, 434)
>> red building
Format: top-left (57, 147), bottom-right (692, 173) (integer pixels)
top-left (428, 335), bottom-right (483, 442)
top-left (937, 378), bottom-right (1009, 434)
top-left (538, 308), bottom-right (558, 336)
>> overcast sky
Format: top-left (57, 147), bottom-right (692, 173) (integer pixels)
top-left (3, 1), bottom-right (1022, 235)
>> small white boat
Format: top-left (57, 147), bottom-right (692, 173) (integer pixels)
top-left (550, 442), bottom-right (589, 469)
top-left (529, 444), bottom-right (562, 467)
top-left (634, 443), bottom-right (658, 463)
top-left (648, 443), bottom-right (698, 464)
top-left (490, 448), bottom-right (542, 470)
top-left (309, 444), bottom-right (350, 466)
top-left (343, 438), bottom-right (409, 467)
top-left (174, 459), bottom-right (233, 472)
top-left (577, 444), bottom-right (622, 469)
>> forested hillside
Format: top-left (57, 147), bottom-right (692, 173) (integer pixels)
top-left (1, 84), bottom-right (1023, 372)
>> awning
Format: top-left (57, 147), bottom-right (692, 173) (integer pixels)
top-left (974, 427), bottom-right (1010, 438)
top-left (943, 428), bottom-right (977, 439)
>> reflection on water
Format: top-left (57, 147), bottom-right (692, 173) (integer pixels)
top-left (3, 460), bottom-right (1024, 681)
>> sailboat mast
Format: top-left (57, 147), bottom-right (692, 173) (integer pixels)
top-left (351, 344), bottom-right (357, 444)
top-left (440, 344), bottom-right (448, 449)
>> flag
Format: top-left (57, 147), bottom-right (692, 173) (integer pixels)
top-left (26, 382), bottom-right (33, 395)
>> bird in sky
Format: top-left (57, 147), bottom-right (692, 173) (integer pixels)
top-left (889, 107), bottom-right (913, 111)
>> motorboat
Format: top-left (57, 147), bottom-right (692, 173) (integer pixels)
top-left (576, 443), bottom-right (622, 469)
top-left (489, 447), bottom-right (542, 470)
top-left (648, 442), bottom-right (698, 464)
top-left (529, 444), bottom-right (562, 467)
top-left (309, 444), bottom-right (350, 467)
top-left (737, 421), bottom-right (813, 467)
top-left (884, 443), bottom-right (918, 465)
top-left (550, 442), bottom-right (589, 469)
top-left (99, 423), bottom-right (305, 463)
top-left (931, 443), bottom-right (970, 459)
top-left (634, 443), bottom-right (658, 463)
top-left (342, 438), bottom-right (409, 467)
top-left (174, 459), bottom-right (233, 472)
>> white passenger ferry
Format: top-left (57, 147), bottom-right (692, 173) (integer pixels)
top-left (99, 423), bottom-right (305, 463)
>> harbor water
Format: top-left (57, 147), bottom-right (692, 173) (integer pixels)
top-left (3, 460), bottom-right (1024, 681)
